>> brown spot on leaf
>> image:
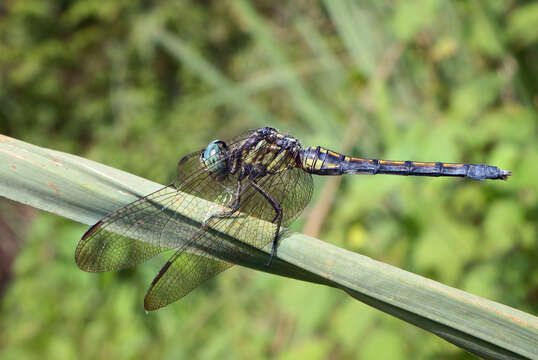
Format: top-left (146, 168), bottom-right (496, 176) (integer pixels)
top-left (51, 158), bottom-right (63, 166)
top-left (47, 182), bottom-right (61, 196)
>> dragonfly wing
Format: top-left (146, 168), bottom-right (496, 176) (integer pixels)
top-left (75, 139), bottom-right (248, 272)
top-left (75, 184), bottom-right (194, 271)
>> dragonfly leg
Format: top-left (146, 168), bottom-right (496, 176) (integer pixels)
top-left (249, 180), bottom-right (282, 266)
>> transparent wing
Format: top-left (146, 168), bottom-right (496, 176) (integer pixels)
top-left (75, 134), bottom-right (252, 272)
top-left (75, 184), bottom-right (194, 272)
top-left (143, 157), bottom-right (313, 310)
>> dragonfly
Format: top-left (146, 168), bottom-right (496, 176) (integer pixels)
top-left (75, 127), bottom-right (511, 310)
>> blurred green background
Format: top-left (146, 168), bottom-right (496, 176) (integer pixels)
top-left (1, 0), bottom-right (537, 359)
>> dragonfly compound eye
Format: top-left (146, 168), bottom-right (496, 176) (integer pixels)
top-left (202, 140), bottom-right (228, 178)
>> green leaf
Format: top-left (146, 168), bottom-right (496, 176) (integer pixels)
top-left (391, 0), bottom-right (440, 42)
top-left (507, 3), bottom-right (538, 46)
top-left (1, 134), bottom-right (537, 359)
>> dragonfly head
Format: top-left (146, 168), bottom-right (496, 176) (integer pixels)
top-left (201, 140), bottom-right (228, 179)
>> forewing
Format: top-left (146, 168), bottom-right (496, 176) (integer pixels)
top-left (75, 133), bottom-right (253, 272)
top-left (75, 185), bottom-right (192, 271)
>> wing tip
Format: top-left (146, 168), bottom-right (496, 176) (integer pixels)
top-left (75, 220), bottom-right (104, 271)
top-left (143, 297), bottom-right (159, 312)
top-left (143, 261), bottom-right (173, 311)
top-left (143, 289), bottom-right (167, 312)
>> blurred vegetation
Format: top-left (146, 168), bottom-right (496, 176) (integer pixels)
top-left (0, 0), bottom-right (537, 359)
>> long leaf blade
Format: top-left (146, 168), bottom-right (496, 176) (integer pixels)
top-left (0, 134), bottom-right (536, 359)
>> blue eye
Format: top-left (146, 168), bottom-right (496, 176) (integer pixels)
top-left (202, 140), bottom-right (228, 178)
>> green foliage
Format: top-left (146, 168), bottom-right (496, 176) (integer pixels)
top-left (1, 0), bottom-right (536, 359)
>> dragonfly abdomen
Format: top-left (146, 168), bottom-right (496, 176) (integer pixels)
top-left (300, 146), bottom-right (511, 180)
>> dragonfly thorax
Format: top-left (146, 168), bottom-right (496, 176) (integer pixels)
top-left (240, 129), bottom-right (301, 177)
